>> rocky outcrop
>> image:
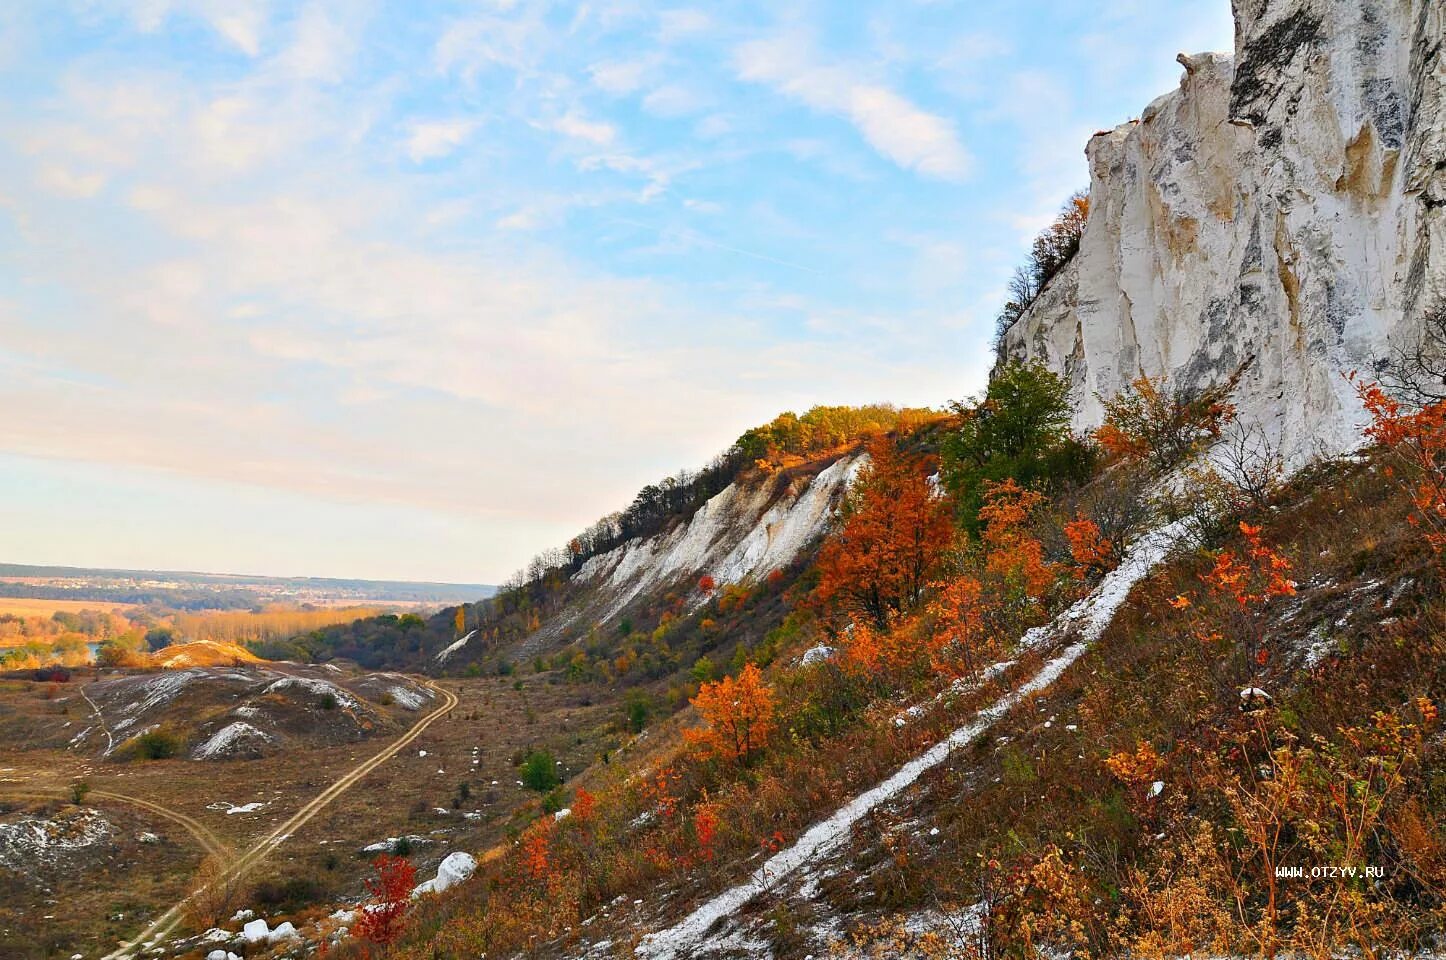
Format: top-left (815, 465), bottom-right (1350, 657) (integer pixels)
top-left (572, 454), bottom-right (864, 625)
top-left (1001, 0), bottom-right (1445, 464)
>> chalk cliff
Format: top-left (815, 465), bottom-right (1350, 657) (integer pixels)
top-left (1001, 0), bottom-right (1445, 463)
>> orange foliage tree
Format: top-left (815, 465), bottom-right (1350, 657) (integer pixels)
top-left (1064, 514), bottom-right (1116, 580)
top-left (1355, 375), bottom-right (1446, 552)
top-left (813, 438), bottom-right (954, 628)
top-left (1173, 521), bottom-right (1296, 676)
top-left (923, 481), bottom-right (1059, 681)
top-left (978, 479), bottom-right (1058, 602)
top-left (924, 574), bottom-right (991, 680)
top-left (1095, 372), bottom-right (1239, 471)
top-left (685, 663), bottom-right (777, 764)
top-left (519, 820), bottom-right (553, 882)
top-left (354, 854), bottom-right (417, 947)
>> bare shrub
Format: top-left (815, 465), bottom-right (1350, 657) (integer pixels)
top-left (184, 854), bottom-right (244, 931)
top-left (1384, 304), bottom-right (1446, 405)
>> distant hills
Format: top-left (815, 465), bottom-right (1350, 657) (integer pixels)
top-left (0, 562), bottom-right (495, 610)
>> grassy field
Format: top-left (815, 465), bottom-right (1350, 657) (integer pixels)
top-left (0, 597), bottom-right (137, 616)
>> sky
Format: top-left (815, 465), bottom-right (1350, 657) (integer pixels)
top-left (0, 0), bottom-right (1235, 584)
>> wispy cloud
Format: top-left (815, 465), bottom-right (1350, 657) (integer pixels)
top-left (405, 118), bottom-right (477, 161)
top-left (550, 110), bottom-right (618, 145)
top-left (125, 0), bottom-right (270, 56)
top-left (735, 32), bottom-right (972, 181)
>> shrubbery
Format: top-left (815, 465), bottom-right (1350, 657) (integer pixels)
top-left (939, 360), bottom-right (1095, 531)
top-left (132, 728), bottom-right (183, 760)
top-left (519, 750), bottom-right (560, 793)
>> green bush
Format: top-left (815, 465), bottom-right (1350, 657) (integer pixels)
top-left (940, 360), bottom-right (1095, 532)
top-left (134, 729), bottom-right (182, 760)
top-left (623, 691), bottom-right (652, 733)
top-left (520, 750), bottom-right (560, 792)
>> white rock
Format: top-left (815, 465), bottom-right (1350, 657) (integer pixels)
top-left (192, 722), bottom-right (274, 760)
top-left (241, 919), bottom-right (269, 943)
top-left (800, 646), bottom-right (837, 666)
top-left (572, 455), bottom-right (866, 627)
top-left (268, 921), bottom-right (297, 942)
top-left (413, 851), bottom-right (478, 897)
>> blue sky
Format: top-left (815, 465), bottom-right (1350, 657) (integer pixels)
top-left (0, 0), bottom-right (1234, 583)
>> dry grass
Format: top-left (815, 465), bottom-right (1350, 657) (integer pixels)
top-left (0, 597), bottom-right (139, 617)
top-left (0, 666), bottom-right (629, 960)
top-left (148, 640), bottom-right (262, 668)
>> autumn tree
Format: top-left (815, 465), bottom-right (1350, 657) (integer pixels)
top-left (686, 663), bottom-right (776, 764)
top-left (1172, 521), bottom-right (1296, 677)
top-left (813, 437), bottom-right (954, 628)
top-left (1355, 374), bottom-right (1446, 553)
top-left (925, 574), bottom-right (992, 680)
top-left (978, 479), bottom-right (1058, 603)
top-left (1063, 514), bottom-right (1116, 580)
top-left (354, 854), bottom-right (417, 947)
top-left (184, 854), bottom-right (244, 931)
top-left (1095, 366), bottom-right (1244, 472)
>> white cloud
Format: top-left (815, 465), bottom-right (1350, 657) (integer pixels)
top-left (496, 208), bottom-right (541, 231)
top-left (36, 165), bottom-right (106, 197)
top-left (551, 110), bottom-right (617, 145)
top-left (275, 3), bottom-right (356, 82)
top-left (642, 84), bottom-right (706, 118)
top-left (124, 0), bottom-right (268, 56)
top-left (735, 33), bottom-right (972, 181)
top-left (405, 118), bottom-right (477, 162)
top-left (657, 9), bottom-right (712, 43)
top-left (589, 58), bottom-right (653, 95)
top-left (433, 6), bottom-right (550, 80)
top-left (694, 114), bottom-right (732, 139)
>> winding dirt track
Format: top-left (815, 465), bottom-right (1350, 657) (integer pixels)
top-left (0, 789), bottom-right (229, 862)
top-left (100, 678), bottom-right (459, 959)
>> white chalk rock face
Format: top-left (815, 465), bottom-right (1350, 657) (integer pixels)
top-left (571, 454), bottom-right (865, 624)
top-left (1003, 0), bottom-right (1446, 465)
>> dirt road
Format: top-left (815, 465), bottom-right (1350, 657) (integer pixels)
top-left (0, 788), bottom-right (229, 862)
top-left (100, 678), bottom-right (460, 959)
